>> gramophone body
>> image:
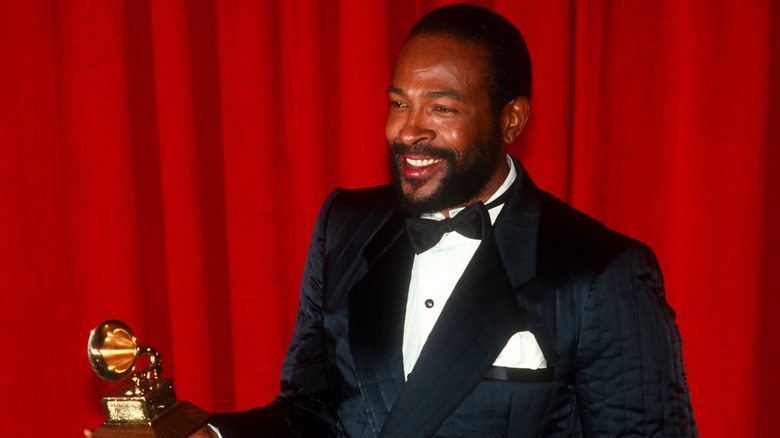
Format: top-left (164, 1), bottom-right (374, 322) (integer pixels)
top-left (87, 320), bottom-right (209, 437)
top-left (101, 378), bottom-right (176, 425)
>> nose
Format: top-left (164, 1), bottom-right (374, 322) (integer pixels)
top-left (397, 109), bottom-right (435, 146)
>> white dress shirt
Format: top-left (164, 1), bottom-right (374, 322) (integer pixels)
top-left (402, 156), bottom-right (517, 378)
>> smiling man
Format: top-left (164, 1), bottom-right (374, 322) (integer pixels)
top-left (207, 4), bottom-right (696, 437)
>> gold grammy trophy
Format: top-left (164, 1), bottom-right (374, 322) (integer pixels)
top-left (87, 320), bottom-right (210, 437)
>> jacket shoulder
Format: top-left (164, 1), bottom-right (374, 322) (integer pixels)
top-left (323, 185), bottom-right (396, 230)
top-left (328, 184), bottom-right (396, 213)
top-left (316, 185), bottom-right (399, 257)
top-left (535, 190), bottom-right (651, 275)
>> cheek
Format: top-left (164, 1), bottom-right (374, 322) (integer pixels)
top-left (385, 113), bottom-right (401, 142)
top-left (440, 124), bottom-right (471, 155)
top-left (444, 127), bottom-right (463, 144)
top-left (446, 114), bottom-right (495, 150)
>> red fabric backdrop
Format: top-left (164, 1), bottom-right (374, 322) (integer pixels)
top-left (1, 0), bottom-right (777, 436)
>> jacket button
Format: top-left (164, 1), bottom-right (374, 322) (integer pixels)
top-left (425, 299), bottom-right (434, 308)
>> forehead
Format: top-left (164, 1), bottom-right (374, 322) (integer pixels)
top-left (392, 34), bottom-right (491, 94)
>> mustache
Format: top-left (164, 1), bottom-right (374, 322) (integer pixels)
top-left (390, 142), bottom-right (455, 161)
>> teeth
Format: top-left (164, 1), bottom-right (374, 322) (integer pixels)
top-left (405, 157), bottom-right (442, 167)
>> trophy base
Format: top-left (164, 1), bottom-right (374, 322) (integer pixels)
top-left (94, 401), bottom-right (210, 438)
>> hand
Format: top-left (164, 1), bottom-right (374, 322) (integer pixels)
top-left (84, 426), bottom-right (215, 437)
top-left (189, 426), bottom-right (218, 437)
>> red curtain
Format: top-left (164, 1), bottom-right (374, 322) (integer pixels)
top-left (1, 0), bottom-right (777, 436)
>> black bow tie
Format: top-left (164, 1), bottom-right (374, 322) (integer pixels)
top-left (405, 192), bottom-right (510, 254)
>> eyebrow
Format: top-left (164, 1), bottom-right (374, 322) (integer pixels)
top-left (388, 85), bottom-right (404, 95)
top-left (388, 86), bottom-right (465, 103)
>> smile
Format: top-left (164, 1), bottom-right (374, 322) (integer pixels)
top-left (405, 157), bottom-right (443, 167)
top-left (400, 154), bottom-right (447, 180)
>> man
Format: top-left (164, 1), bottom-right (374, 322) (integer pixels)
top-left (210, 4), bottom-right (696, 437)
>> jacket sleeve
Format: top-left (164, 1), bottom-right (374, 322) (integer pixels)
top-left (574, 245), bottom-right (697, 437)
top-left (209, 189), bottom-right (344, 437)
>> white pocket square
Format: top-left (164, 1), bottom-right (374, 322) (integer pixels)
top-left (492, 331), bottom-right (547, 369)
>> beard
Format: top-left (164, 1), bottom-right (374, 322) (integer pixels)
top-left (389, 128), bottom-right (503, 216)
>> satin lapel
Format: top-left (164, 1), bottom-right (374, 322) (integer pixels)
top-left (348, 210), bottom-right (411, 431)
top-left (494, 159), bottom-right (541, 290)
top-left (379, 232), bottom-right (533, 438)
top-left (326, 200), bottom-right (404, 309)
top-left (492, 162), bottom-right (563, 362)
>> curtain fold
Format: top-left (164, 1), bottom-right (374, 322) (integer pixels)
top-left (0, 1), bottom-right (776, 435)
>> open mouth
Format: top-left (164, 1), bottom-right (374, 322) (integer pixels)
top-left (401, 155), bottom-right (445, 179)
top-left (405, 157), bottom-right (443, 167)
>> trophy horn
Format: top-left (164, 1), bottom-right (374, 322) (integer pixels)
top-left (87, 320), bottom-right (160, 383)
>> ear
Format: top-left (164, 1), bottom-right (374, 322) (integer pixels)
top-left (500, 97), bottom-right (530, 145)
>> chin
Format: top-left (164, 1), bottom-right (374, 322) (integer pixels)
top-left (398, 185), bottom-right (451, 216)
top-left (402, 179), bottom-right (439, 202)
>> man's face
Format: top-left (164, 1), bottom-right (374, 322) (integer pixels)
top-left (386, 34), bottom-right (505, 215)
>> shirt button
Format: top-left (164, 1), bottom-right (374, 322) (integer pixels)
top-left (425, 299), bottom-right (434, 308)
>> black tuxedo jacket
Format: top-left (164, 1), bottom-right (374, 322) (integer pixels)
top-left (211, 163), bottom-right (696, 437)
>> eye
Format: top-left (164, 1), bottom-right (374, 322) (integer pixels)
top-left (389, 100), bottom-right (408, 109)
top-left (432, 105), bottom-right (456, 114)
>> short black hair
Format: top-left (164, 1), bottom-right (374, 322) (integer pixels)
top-left (408, 4), bottom-right (532, 113)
